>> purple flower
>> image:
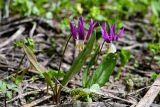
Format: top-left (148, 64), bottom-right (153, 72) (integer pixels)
top-left (100, 23), bottom-right (124, 53)
top-left (100, 23), bottom-right (124, 43)
top-left (69, 16), bottom-right (96, 41)
top-left (69, 19), bottom-right (77, 39)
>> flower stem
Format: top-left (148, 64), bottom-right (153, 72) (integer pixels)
top-left (115, 66), bottom-right (122, 80)
top-left (96, 40), bottom-right (105, 63)
top-left (58, 35), bottom-right (71, 72)
top-left (93, 40), bottom-right (105, 70)
top-left (149, 53), bottom-right (155, 68)
top-left (55, 35), bottom-right (71, 103)
top-left (15, 54), bottom-right (26, 78)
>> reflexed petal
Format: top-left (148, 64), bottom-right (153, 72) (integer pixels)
top-left (116, 27), bottom-right (124, 41)
top-left (86, 19), bottom-right (95, 40)
top-left (110, 24), bottom-right (115, 41)
top-left (69, 21), bottom-right (77, 39)
top-left (78, 16), bottom-right (85, 40)
top-left (79, 16), bottom-right (83, 24)
top-left (100, 23), bottom-right (110, 43)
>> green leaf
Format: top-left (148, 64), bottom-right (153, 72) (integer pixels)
top-left (151, 72), bottom-right (160, 81)
top-left (90, 6), bottom-right (100, 18)
top-left (0, 0), bottom-right (4, 9)
top-left (14, 40), bottom-right (23, 48)
top-left (31, 76), bottom-right (38, 81)
top-left (87, 53), bottom-right (117, 87)
top-left (22, 44), bottom-right (44, 75)
top-left (7, 83), bottom-right (17, 90)
top-left (45, 12), bottom-right (53, 19)
top-left (84, 84), bottom-right (101, 94)
top-left (48, 69), bottom-right (65, 79)
top-left (22, 44), bottom-right (55, 94)
top-left (69, 84), bottom-right (101, 102)
top-left (24, 38), bottom-right (36, 49)
top-left (148, 43), bottom-right (160, 54)
top-left (76, 3), bottom-right (83, 14)
top-left (6, 91), bottom-right (12, 99)
top-left (32, 6), bottom-right (40, 15)
top-left (82, 45), bottom-right (100, 87)
top-left (95, 15), bottom-right (106, 21)
top-left (82, 68), bottom-right (90, 88)
top-left (62, 34), bottom-right (96, 86)
top-left (15, 76), bottom-right (23, 85)
top-left (120, 49), bottom-right (131, 66)
top-left (151, 0), bottom-right (160, 17)
top-left (0, 80), bottom-right (7, 93)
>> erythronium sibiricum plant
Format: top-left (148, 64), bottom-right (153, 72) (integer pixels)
top-left (54, 16), bottom-right (96, 103)
top-left (57, 16), bottom-right (96, 99)
top-left (100, 23), bottom-right (124, 53)
top-left (82, 23), bottom-right (125, 89)
top-left (59, 21), bottom-right (125, 102)
top-left (99, 23), bottom-right (130, 80)
top-left (16, 15), bottom-right (127, 103)
top-left (69, 16), bottom-right (96, 51)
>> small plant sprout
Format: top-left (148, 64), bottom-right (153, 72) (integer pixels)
top-left (100, 23), bottom-right (124, 53)
top-left (69, 16), bottom-right (96, 51)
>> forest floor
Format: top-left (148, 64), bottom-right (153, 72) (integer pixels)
top-left (0, 14), bottom-right (160, 107)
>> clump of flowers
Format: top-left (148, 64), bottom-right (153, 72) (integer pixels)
top-left (69, 16), bottom-right (96, 51)
top-left (100, 23), bottom-right (124, 53)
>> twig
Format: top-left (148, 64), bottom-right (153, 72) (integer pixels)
top-left (102, 91), bottom-right (136, 104)
top-left (123, 43), bottom-right (143, 50)
top-left (4, 93), bottom-right (7, 107)
top-left (136, 78), bottom-right (160, 107)
top-left (101, 88), bottom-right (125, 95)
top-left (124, 21), bottom-right (150, 38)
top-left (7, 90), bottom-right (39, 103)
top-left (125, 65), bottom-right (151, 77)
top-left (101, 87), bottom-right (136, 104)
top-left (128, 86), bottom-right (151, 95)
top-left (29, 22), bottom-right (37, 38)
top-left (0, 26), bottom-right (25, 48)
top-left (107, 102), bottom-right (130, 107)
top-left (7, 86), bottom-right (48, 103)
top-left (0, 16), bottom-right (58, 32)
top-left (23, 95), bottom-right (52, 107)
top-left (18, 84), bottom-right (26, 105)
top-left (0, 26), bottom-right (20, 36)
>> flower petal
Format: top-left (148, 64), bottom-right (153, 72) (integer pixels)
top-left (86, 19), bottom-right (95, 40)
top-left (116, 27), bottom-right (124, 41)
top-left (110, 24), bottom-right (115, 41)
top-left (78, 16), bottom-right (85, 40)
top-left (69, 21), bottom-right (77, 39)
top-left (100, 23), bottom-right (110, 43)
